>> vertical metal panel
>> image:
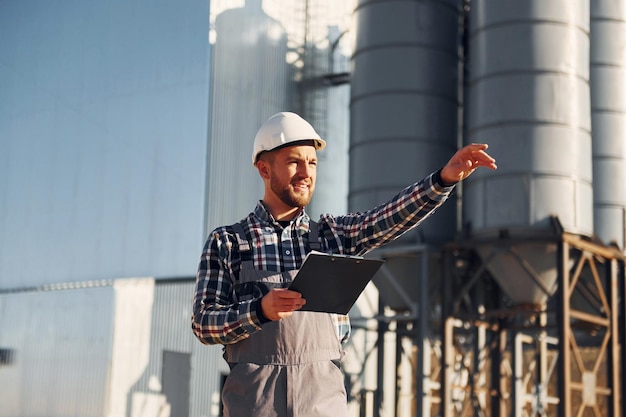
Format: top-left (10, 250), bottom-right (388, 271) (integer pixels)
top-left (108, 279), bottom-right (156, 417)
top-left (0, 286), bottom-right (115, 417)
top-left (205, 1), bottom-right (293, 232)
top-left (0, 0), bottom-right (209, 288)
top-left (590, 0), bottom-right (626, 248)
top-left (351, 0), bottom-right (462, 244)
top-left (155, 280), bottom-right (226, 417)
top-left (125, 279), bottom-right (225, 417)
top-left (0, 279), bottom-right (227, 417)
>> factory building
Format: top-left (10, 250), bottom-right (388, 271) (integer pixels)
top-left (0, 1), bottom-right (624, 416)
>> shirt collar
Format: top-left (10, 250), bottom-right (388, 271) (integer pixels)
top-left (253, 200), bottom-right (309, 227)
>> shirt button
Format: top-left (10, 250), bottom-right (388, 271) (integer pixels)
top-left (285, 249), bottom-right (291, 255)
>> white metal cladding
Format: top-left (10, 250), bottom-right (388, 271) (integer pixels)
top-left (0, 278), bottom-right (226, 417)
top-left (126, 279), bottom-right (226, 417)
top-left (350, 0), bottom-right (462, 244)
top-left (0, 286), bottom-right (116, 417)
top-left (590, 0), bottom-right (626, 249)
top-left (205, 0), bottom-right (354, 228)
top-left (205, 2), bottom-right (294, 233)
top-left (0, 0), bottom-right (210, 289)
top-left (464, 0), bottom-right (593, 237)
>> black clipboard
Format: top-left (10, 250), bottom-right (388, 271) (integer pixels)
top-left (288, 251), bottom-right (385, 314)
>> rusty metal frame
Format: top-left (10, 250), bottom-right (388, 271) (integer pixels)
top-left (441, 318), bottom-right (497, 417)
top-left (557, 234), bottom-right (623, 417)
top-left (512, 330), bottom-right (560, 417)
top-left (437, 232), bottom-right (624, 417)
top-left (349, 231), bottom-right (624, 417)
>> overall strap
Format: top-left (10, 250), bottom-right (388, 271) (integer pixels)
top-left (308, 220), bottom-right (321, 251)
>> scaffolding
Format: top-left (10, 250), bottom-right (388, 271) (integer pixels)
top-left (350, 230), bottom-right (625, 417)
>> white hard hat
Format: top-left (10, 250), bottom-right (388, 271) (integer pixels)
top-left (252, 112), bottom-right (326, 166)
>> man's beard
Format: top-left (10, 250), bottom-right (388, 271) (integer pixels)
top-left (270, 175), bottom-right (313, 208)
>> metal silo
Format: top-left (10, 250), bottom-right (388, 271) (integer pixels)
top-left (591, 0), bottom-right (626, 249)
top-left (465, 0), bottom-right (592, 305)
top-left (351, 0), bottom-right (462, 310)
top-left (206, 0), bottom-right (292, 231)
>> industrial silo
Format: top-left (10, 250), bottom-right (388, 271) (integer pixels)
top-left (590, 0), bottom-right (626, 250)
top-left (351, 0), bottom-right (462, 310)
top-left (206, 0), bottom-right (292, 230)
top-left (464, 0), bottom-right (592, 305)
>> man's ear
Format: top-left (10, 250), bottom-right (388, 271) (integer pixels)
top-left (257, 160), bottom-right (271, 180)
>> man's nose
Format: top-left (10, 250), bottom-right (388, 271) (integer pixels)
top-left (298, 163), bottom-right (314, 177)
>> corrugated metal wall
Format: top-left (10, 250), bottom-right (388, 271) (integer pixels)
top-left (0, 285), bottom-right (115, 416)
top-left (205, 0), bottom-right (293, 231)
top-left (0, 0), bottom-right (209, 287)
top-left (127, 280), bottom-right (226, 417)
top-left (0, 1), bottom-right (219, 415)
top-left (0, 279), bottom-right (226, 417)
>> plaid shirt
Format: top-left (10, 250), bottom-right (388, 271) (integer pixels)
top-left (192, 170), bottom-right (454, 346)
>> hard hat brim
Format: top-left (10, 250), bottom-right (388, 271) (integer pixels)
top-left (253, 138), bottom-right (326, 165)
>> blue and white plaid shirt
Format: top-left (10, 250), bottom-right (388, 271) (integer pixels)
top-left (192, 170), bottom-right (454, 346)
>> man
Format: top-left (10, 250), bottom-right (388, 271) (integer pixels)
top-left (192, 112), bottom-right (497, 417)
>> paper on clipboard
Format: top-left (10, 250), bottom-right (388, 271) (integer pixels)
top-left (288, 251), bottom-right (385, 315)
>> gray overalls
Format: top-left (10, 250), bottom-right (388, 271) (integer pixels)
top-left (221, 222), bottom-right (348, 417)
